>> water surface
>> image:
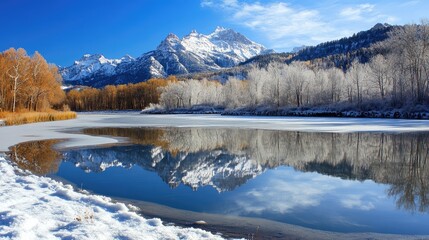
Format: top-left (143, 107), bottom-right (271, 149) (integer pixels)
top-left (9, 127), bottom-right (429, 235)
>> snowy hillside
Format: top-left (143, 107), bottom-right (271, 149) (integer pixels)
top-left (60, 54), bottom-right (135, 81)
top-left (60, 27), bottom-right (271, 87)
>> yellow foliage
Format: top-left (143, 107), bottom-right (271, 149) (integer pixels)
top-left (3, 111), bottom-right (77, 126)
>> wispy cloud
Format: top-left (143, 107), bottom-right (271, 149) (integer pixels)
top-left (202, 0), bottom-right (333, 47)
top-left (400, 0), bottom-right (421, 7)
top-left (340, 4), bottom-right (375, 21)
top-left (201, 0), bottom-right (398, 51)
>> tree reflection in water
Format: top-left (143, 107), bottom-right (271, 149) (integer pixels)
top-left (10, 128), bottom-right (429, 213)
top-left (386, 134), bottom-right (429, 213)
top-left (8, 139), bottom-right (63, 176)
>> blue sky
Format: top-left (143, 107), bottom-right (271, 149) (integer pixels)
top-left (1, 0), bottom-right (428, 66)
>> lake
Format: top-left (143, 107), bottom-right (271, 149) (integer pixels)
top-left (8, 126), bottom-right (429, 236)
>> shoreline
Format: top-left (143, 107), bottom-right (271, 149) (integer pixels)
top-left (117, 197), bottom-right (429, 240)
top-left (142, 108), bottom-right (429, 119)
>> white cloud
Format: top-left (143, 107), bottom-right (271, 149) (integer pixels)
top-left (400, 0), bottom-right (421, 7)
top-left (340, 4), bottom-right (375, 21)
top-left (201, 0), bottom-right (238, 8)
top-left (201, 0), bottom-right (334, 45)
top-left (201, 0), bottom-right (399, 51)
top-left (200, 0), bottom-right (213, 7)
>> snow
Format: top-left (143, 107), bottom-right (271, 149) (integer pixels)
top-left (61, 27), bottom-right (269, 83)
top-left (179, 27), bottom-right (266, 63)
top-left (0, 156), bottom-right (225, 240)
top-left (61, 54), bottom-right (136, 81)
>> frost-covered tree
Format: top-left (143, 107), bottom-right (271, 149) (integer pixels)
top-left (367, 54), bottom-right (391, 100)
top-left (159, 81), bottom-right (188, 109)
top-left (383, 21), bottom-right (429, 104)
top-left (247, 65), bottom-right (267, 107)
top-left (326, 67), bottom-right (345, 104)
top-left (346, 60), bottom-right (370, 106)
top-left (286, 62), bottom-right (314, 107)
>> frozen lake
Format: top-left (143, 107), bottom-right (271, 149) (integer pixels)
top-left (7, 124), bottom-right (429, 236)
top-left (3, 113), bottom-right (429, 239)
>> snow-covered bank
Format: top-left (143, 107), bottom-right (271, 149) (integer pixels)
top-left (143, 106), bottom-right (429, 119)
top-left (222, 107), bottom-right (429, 119)
top-left (141, 105), bottom-right (223, 114)
top-left (0, 156), bottom-right (225, 240)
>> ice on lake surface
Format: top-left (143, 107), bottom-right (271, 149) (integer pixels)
top-left (8, 127), bottom-right (429, 235)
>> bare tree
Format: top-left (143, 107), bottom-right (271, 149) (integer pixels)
top-left (346, 60), bottom-right (370, 107)
top-left (386, 21), bottom-right (429, 103)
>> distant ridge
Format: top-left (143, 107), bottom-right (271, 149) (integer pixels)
top-left (241, 23), bottom-right (395, 69)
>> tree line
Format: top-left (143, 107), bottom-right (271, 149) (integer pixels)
top-left (66, 77), bottom-right (177, 111)
top-left (155, 22), bottom-right (429, 112)
top-left (0, 48), bottom-right (65, 112)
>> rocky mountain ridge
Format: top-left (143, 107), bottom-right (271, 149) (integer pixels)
top-left (60, 27), bottom-right (271, 87)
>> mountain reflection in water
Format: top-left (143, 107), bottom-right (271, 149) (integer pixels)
top-left (8, 127), bottom-right (429, 234)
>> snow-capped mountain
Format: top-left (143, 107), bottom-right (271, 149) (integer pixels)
top-left (60, 27), bottom-right (272, 87)
top-left (60, 54), bottom-right (135, 82)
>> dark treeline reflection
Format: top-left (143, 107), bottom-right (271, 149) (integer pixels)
top-left (83, 127), bottom-right (429, 213)
top-left (9, 128), bottom-right (429, 213)
top-left (8, 139), bottom-right (63, 176)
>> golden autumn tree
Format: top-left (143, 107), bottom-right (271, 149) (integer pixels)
top-left (65, 76), bottom-right (179, 111)
top-left (27, 52), bottom-right (64, 111)
top-left (0, 48), bottom-right (65, 112)
top-left (2, 48), bottom-right (30, 112)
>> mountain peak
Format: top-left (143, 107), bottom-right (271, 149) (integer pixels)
top-left (185, 29), bottom-right (201, 38)
top-left (166, 33), bottom-right (179, 40)
top-left (214, 26), bottom-right (227, 32)
top-left (74, 54), bottom-right (104, 65)
top-left (371, 23), bottom-right (391, 30)
top-left (158, 33), bottom-right (182, 52)
top-left (120, 54), bottom-right (135, 63)
top-left (80, 53), bottom-right (103, 60)
top-left (209, 27), bottom-right (253, 45)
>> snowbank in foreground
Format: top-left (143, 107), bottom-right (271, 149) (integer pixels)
top-left (0, 156), bottom-right (225, 240)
